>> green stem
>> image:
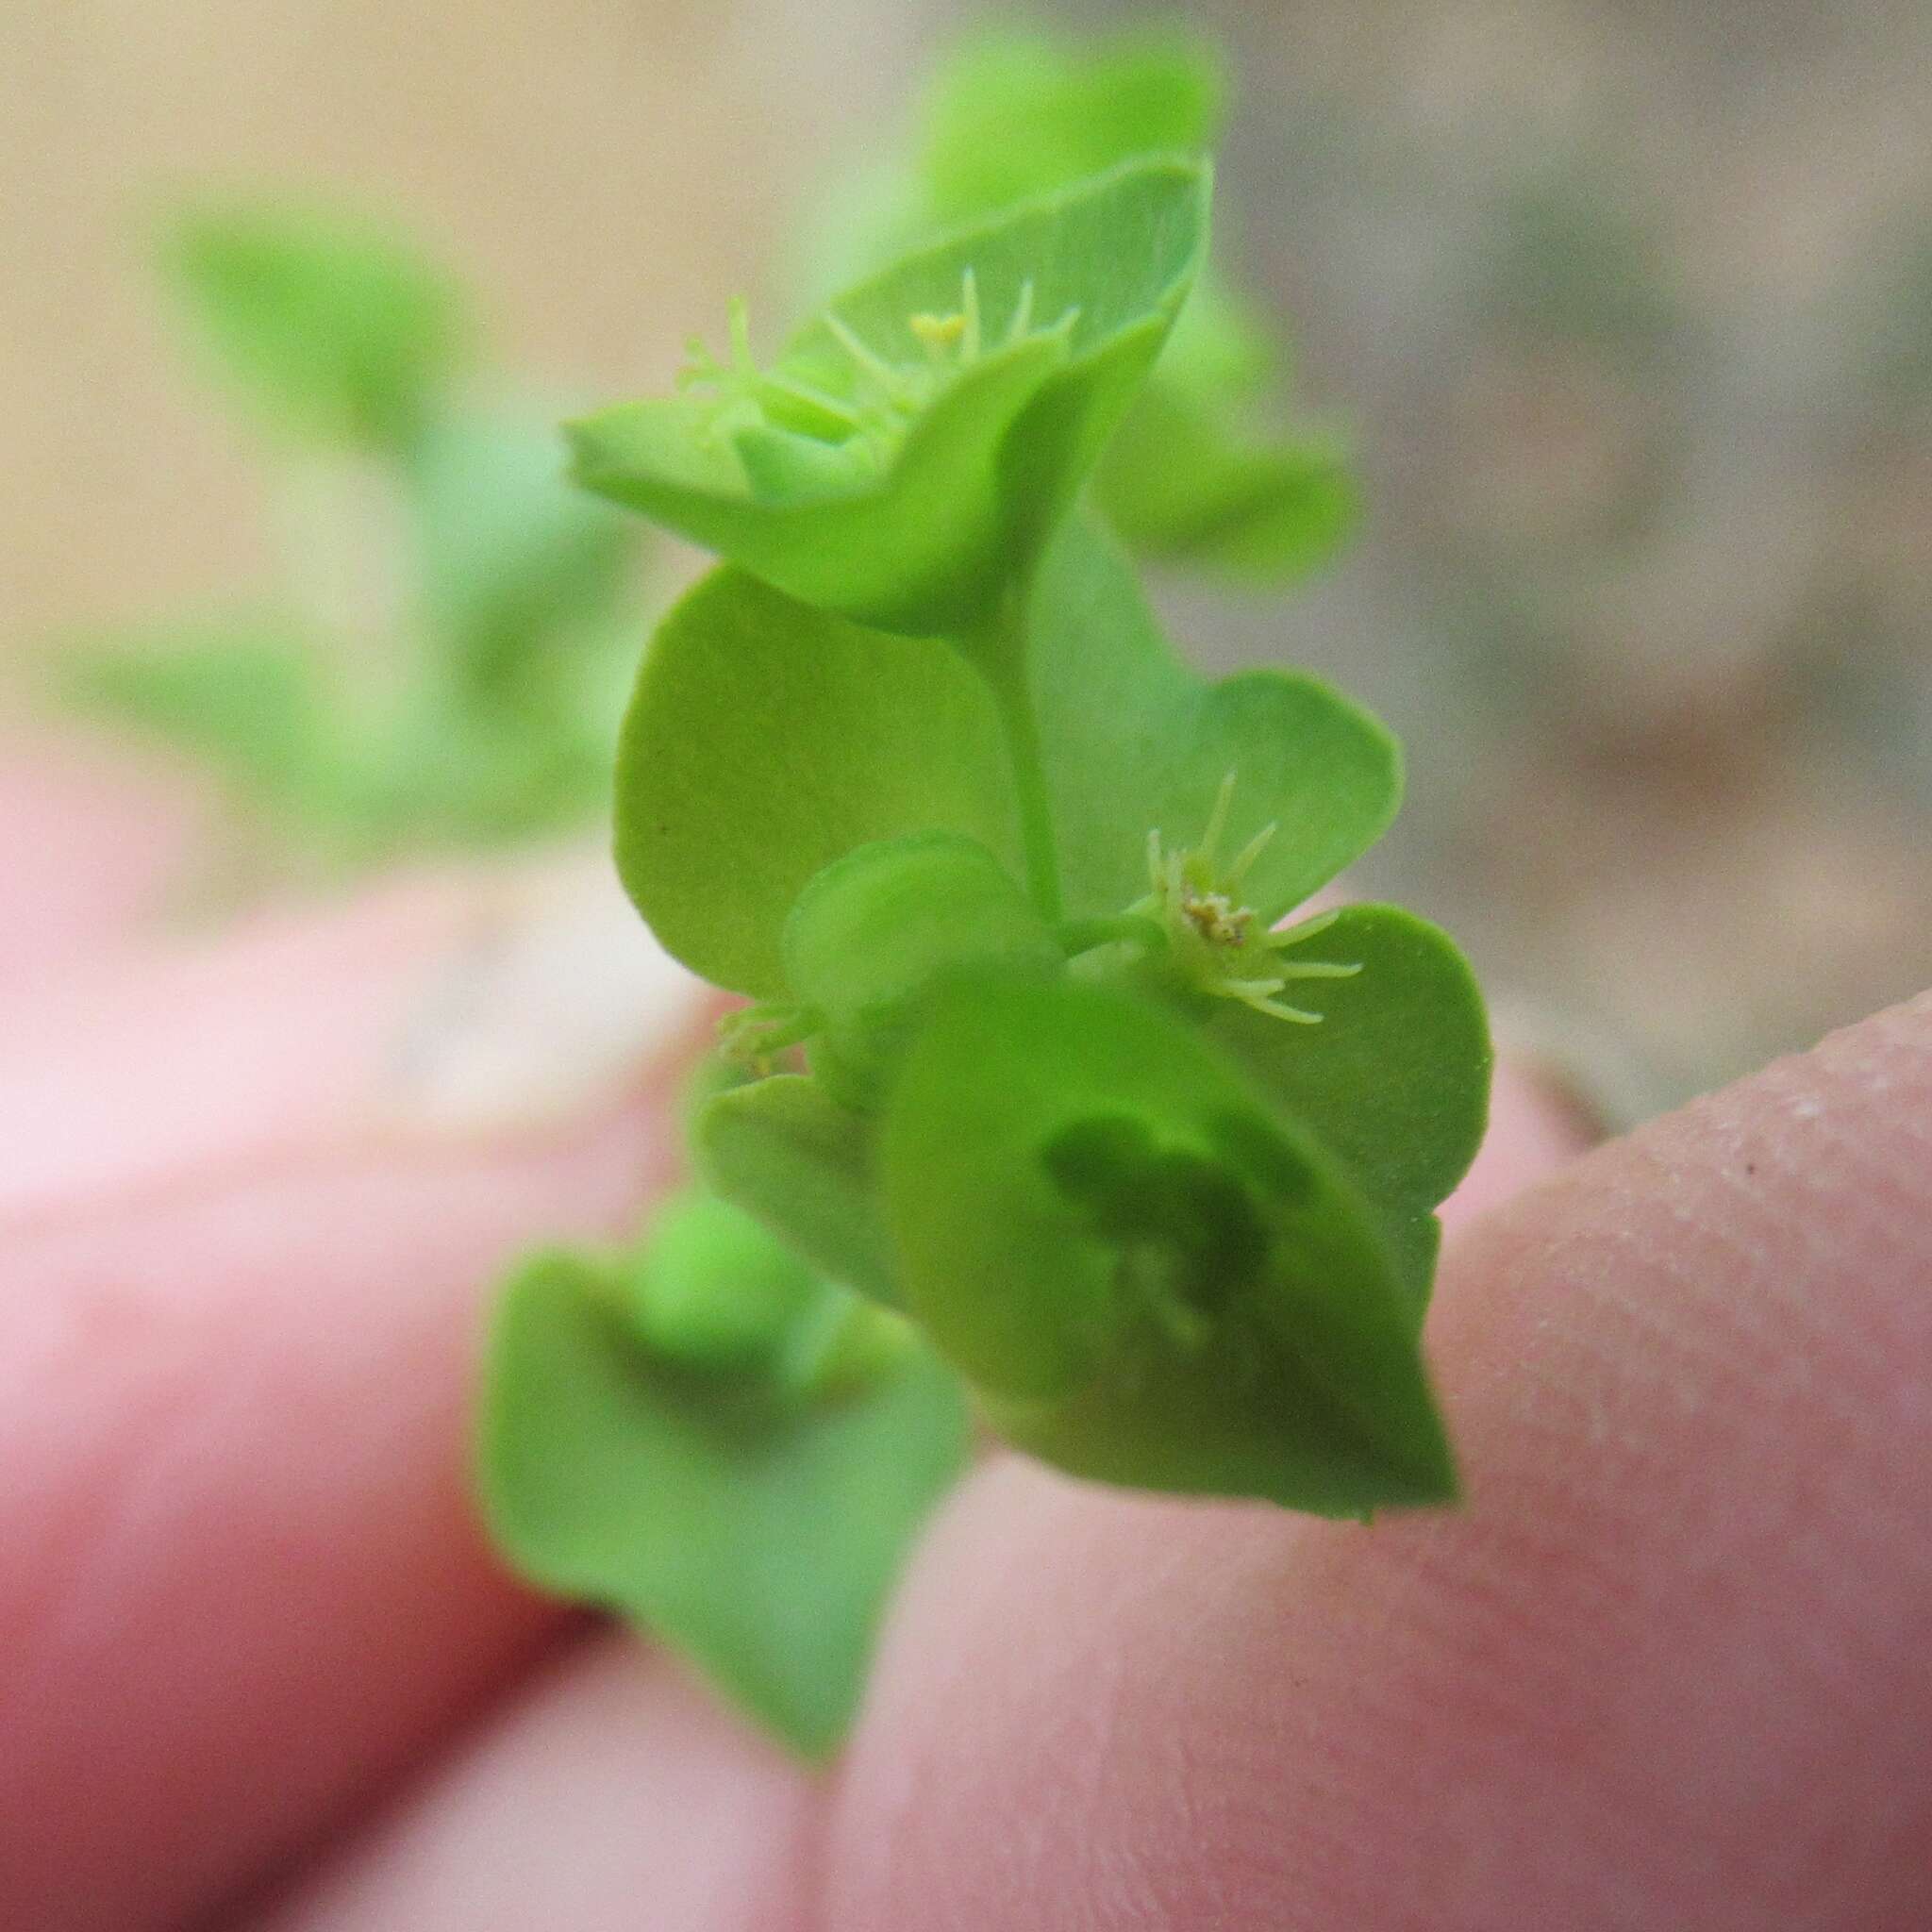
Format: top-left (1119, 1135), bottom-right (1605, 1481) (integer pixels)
top-left (1058, 914), bottom-right (1164, 958)
top-left (969, 588), bottom-right (1063, 923)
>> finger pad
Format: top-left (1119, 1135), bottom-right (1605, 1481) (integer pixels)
top-left (0, 1110), bottom-right (675, 1931)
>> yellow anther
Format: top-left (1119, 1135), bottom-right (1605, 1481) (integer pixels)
top-left (910, 310), bottom-right (967, 353)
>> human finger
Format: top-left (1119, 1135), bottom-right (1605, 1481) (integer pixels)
top-left (232, 1054), bottom-right (1591, 1931)
top-left (825, 991), bottom-right (1932, 1930)
top-left (0, 856), bottom-right (706, 1932)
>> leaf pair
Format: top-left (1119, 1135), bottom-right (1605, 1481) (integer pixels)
top-left (608, 517), bottom-right (1484, 1513)
top-left (611, 514), bottom-right (1395, 998)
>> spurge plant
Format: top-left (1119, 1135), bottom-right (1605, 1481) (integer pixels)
top-left (477, 148), bottom-right (1491, 1757)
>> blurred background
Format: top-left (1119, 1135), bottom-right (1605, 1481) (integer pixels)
top-left (4, 0), bottom-right (1929, 1110)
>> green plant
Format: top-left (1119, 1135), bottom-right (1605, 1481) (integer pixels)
top-left (480, 119), bottom-right (1490, 1757)
top-left (53, 199), bottom-right (644, 866)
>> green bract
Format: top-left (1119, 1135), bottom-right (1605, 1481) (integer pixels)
top-left (569, 158), bottom-right (1209, 634)
top-left (878, 975), bottom-right (1455, 1511)
top-left (782, 833), bottom-right (1062, 1109)
top-left (480, 1202), bottom-right (969, 1757)
top-left (613, 517), bottom-right (1395, 993)
top-left (479, 54), bottom-right (1491, 1764)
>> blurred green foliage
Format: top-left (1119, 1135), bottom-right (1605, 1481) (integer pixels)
top-left (56, 199), bottom-right (643, 868)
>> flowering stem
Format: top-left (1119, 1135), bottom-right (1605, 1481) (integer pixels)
top-left (967, 583), bottom-right (1063, 923)
top-left (1058, 913), bottom-right (1164, 958)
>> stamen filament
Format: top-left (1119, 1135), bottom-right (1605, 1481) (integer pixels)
top-left (1247, 996), bottom-right (1322, 1024)
top-left (1007, 279), bottom-right (1036, 345)
top-left (1226, 821), bottom-right (1278, 887)
top-left (1199, 772), bottom-right (1237, 867)
top-left (824, 312), bottom-right (915, 406)
top-left (1265, 909), bottom-right (1341, 949)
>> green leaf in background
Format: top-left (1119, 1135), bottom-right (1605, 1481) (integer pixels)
top-left (68, 197), bottom-right (651, 870)
top-left (570, 158), bottom-right (1209, 633)
top-left (610, 565), bottom-right (1019, 997)
top-left (55, 614), bottom-right (336, 822)
top-left (1091, 375), bottom-right (1359, 577)
top-left (1091, 266), bottom-right (1360, 582)
top-left (330, 698), bottom-right (612, 858)
top-left (696, 1074), bottom-right (902, 1308)
top-left (406, 404), bottom-right (634, 694)
top-left (781, 832), bottom-right (1061, 1108)
top-left (921, 26), bottom-right (1222, 222)
top-left (803, 25), bottom-right (1223, 298)
top-left (878, 973), bottom-right (1456, 1513)
top-left (480, 1222), bottom-right (971, 1758)
top-left (160, 200), bottom-right (471, 451)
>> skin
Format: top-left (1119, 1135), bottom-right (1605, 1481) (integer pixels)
top-left (1, 851), bottom-right (1927, 1930)
top-left (0, 724), bottom-right (209, 997)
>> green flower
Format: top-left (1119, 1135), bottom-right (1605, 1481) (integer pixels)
top-left (568, 158), bottom-right (1209, 633)
top-left (877, 973), bottom-right (1457, 1513)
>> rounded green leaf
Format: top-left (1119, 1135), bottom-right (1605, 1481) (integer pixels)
top-left (877, 974), bottom-right (1457, 1514)
top-left (612, 565), bottom-right (1017, 996)
top-left (479, 1240), bottom-right (970, 1757)
top-left (783, 832), bottom-right (1062, 1107)
top-left (1205, 903), bottom-right (1493, 1219)
top-left (696, 1074), bottom-right (901, 1307)
top-left (1026, 519), bottom-right (1401, 923)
